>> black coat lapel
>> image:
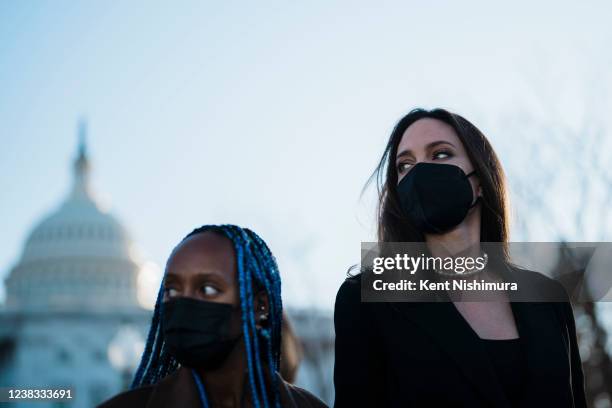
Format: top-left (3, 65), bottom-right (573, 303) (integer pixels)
top-left (504, 265), bottom-right (571, 406)
top-left (394, 301), bottom-right (512, 408)
top-left (511, 301), bottom-right (568, 406)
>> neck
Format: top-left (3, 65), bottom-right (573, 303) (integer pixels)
top-left (425, 205), bottom-right (482, 259)
top-left (196, 340), bottom-right (274, 408)
top-left (196, 340), bottom-right (248, 407)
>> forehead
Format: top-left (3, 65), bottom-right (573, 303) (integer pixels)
top-left (397, 118), bottom-right (460, 153)
top-left (166, 231), bottom-right (236, 280)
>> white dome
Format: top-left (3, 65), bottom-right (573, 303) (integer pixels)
top-left (4, 127), bottom-right (143, 311)
top-left (21, 193), bottom-right (133, 263)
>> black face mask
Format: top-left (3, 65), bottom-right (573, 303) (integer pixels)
top-left (161, 297), bottom-right (242, 370)
top-left (397, 162), bottom-right (479, 234)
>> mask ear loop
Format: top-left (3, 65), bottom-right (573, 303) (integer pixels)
top-left (469, 196), bottom-right (481, 208)
top-left (464, 169), bottom-right (480, 208)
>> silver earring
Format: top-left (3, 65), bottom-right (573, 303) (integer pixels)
top-left (259, 304), bottom-right (268, 322)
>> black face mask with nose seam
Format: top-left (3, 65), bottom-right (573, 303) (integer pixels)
top-left (397, 162), bottom-right (479, 234)
top-left (161, 296), bottom-right (242, 370)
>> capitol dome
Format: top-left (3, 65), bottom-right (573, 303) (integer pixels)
top-left (4, 125), bottom-right (144, 311)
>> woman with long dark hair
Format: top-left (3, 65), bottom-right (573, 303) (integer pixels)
top-left (333, 108), bottom-right (586, 407)
top-left (99, 224), bottom-right (326, 408)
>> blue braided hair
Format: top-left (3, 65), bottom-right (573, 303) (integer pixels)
top-left (130, 224), bottom-right (283, 408)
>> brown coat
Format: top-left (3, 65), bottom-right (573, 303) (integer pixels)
top-left (97, 367), bottom-right (328, 408)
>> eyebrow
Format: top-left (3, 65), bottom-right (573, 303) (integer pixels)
top-left (396, 140), bottom-right (456, 161)
top-left (164, 271), bottom-right (229, 283)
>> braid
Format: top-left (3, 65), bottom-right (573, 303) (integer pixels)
top-left (243, 228), bottom-right (283, 407)
top-left (130, 276), bottom-right (174, 388)
top-left (224, 226), bottom-right (264, 408)
top-left (129, 224), bottom-right (283, 408)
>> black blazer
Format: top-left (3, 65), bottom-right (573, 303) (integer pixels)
top-left (333, 266), bottom-right (587, 408)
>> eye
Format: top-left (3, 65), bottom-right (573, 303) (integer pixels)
top-left (163, 287), bottom-right (179, 298)
top-left (201, 285), bottom-right (220, 297)
top-left (433, 149), bottom-right (453, 160)
top-left (396, 162), bottom-right (411, 174)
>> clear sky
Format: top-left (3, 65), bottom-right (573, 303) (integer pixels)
top-left (1, 0), bottom-right (611, 309)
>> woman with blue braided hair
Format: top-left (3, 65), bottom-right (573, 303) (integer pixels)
top-left (99, 224), bottom-right (327, 408)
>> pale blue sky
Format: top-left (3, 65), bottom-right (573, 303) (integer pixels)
top-left (1, 0), bottom-right (611, 308)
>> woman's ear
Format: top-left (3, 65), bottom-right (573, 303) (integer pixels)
top-left (254, 291), bottom-right (269, 329)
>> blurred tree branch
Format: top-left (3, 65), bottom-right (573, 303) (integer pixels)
top-left (497, 62), bottom-right (612, 405)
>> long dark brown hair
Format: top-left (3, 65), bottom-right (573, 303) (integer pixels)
top-left (368, 108), bottom-right (510, 257)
